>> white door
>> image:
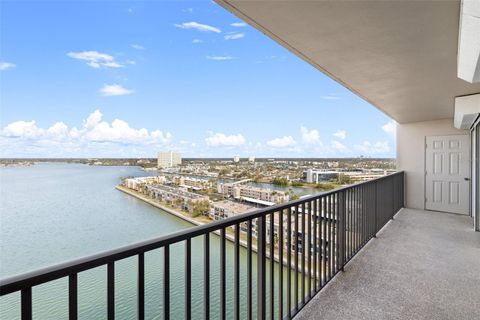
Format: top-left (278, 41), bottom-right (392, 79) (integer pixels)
top-left (425, 135), bottom-right (470, 215)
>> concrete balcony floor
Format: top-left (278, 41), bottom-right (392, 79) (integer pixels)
top-left (296, 208), bottom-right (480, 320)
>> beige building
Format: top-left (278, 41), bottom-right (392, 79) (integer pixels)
top-left (157, 151), bottom-right (182, 169)
top-left (217, 182), bottom-right (290, 204)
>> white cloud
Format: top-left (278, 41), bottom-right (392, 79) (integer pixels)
top-left (354, 141), bottom-right (390, 154)
top-left (67, 51), bottom-right (124, 68)
top-left (382, 120), bottom-right (396, 136)
top-left (333, 130), bottom-right (346, 140)
top-left (174, 22), bottom-right (221, 33)
top-left (321, 94), bottom-right (341, 100)
top-left (192, 39), bottom-right (203, 44)
top-left (0, 61), bottom-right (16, 70)
top-left (99, 84), bottom-right (134, 96)
top-left (2, 121), bottom-right (44, 139)
top-left (130, 44), bottom-right (145, 50)
top-left (230, 22), bottom-right (247, 27)
top-left (267, 136), bottom-right (296, 148)
top-left (206, 56), bottom-right (234, 61)
top-left (300, 126), bottom-right (321, 144)
top-left (47, 122), bottom-right (69, 140)
top-left (224, 33), bottom-right (245, 40)
top-left (331, 140), bottom-right (347, 152)
top-left (2, 110), bottom-right (172, 147)
top-left (205, 132), bottom-right (246, 147)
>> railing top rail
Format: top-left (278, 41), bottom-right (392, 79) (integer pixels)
top-left (0, 171), bottom-right (403, 296)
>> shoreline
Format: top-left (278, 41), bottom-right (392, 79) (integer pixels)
top-left (115, 185), bottom-right (294, 268)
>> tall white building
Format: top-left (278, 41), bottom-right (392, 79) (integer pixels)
top-left (233, 155), bottom-right (240, 163)
top-left (157, 151), bottom-right (182, 168)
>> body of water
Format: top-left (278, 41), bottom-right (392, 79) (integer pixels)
top-left (0, 163), bottom-right (292, 319)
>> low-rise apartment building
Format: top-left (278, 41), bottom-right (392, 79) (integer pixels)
top-left (123, 176), bottom-right (166, 192)
top-left (217, 182), bottom-right (290, 204)
top-left (145, 184), bottom-right (209, 213)
top-left (172, 176), bottom-right (211, 190)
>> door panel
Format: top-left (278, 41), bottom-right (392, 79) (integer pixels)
top-left (425, 135), bottom-right (470, 215)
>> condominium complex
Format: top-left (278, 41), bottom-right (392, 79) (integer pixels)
top-left (172, 176), bottom-right (212, 191)
top-left (123, 176), bottom-right (167, 192)
top-left (217, 182), bottom-right (290, 204)
top-left (145, 184), bottom-right (209, 213)
top-left (157, 151), bottom-right (182, 169)
top-left (209, 200), bottom-right (256, 221)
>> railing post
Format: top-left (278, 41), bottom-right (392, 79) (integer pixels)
top-left (338, 191), bottom-right (346, 271)
top-left (257, 216), bottom-right (266, 320)
top-left (374, 180), bottom-right (378, 237)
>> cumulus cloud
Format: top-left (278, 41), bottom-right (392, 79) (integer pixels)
top-left (267, 136), bottom-right (296, 148)
top-left (67, 51), bottom-right (125, 68)
top-left (354, 141), bottom-right (390, 154)
top-left (300, 126), bottom-right (321, 144)
top-left (205, 132), bottom-right (246, 147)
top-left (2, 121), bottom-right (44, 139)
top-left (99, 84), bottom-right (134, 96)
top-left (0, 61), bottom-right (16, 70)
top-left (331, 140), bottom-right (347, 152)
top-left (1, 110), bottom-right (172, 149)
top-left (130, 44), bottom-right (145, 50)
top-left (192, 39), bottom-right (203, 44)
top-left (224, 33), bottom-right (245, 40)
top-left (382, 120), bottom-right (396, 136)
top-left (206, 56), bottom-right (234, 61)
top-left (333, 130), bottom-right (346, 139)
top-left (174, 22), bottom-right (221, 33)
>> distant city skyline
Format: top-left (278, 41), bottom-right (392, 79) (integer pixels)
top-left (0, 0), bottom-right (395, 158)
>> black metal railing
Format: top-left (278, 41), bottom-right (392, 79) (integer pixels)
top-left (0, 171), bottom-right (404, 320)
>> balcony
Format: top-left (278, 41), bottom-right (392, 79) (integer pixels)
top-left (296, 208), bottom-right (480, 320)
top-left (0, 172), bottom-right (404, 319)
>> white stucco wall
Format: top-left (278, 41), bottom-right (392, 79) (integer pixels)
top-left (397, 119), bottom-right (468, 209)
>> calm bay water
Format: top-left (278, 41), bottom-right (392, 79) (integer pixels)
top-left (0, 163), bottom-right (288, 319)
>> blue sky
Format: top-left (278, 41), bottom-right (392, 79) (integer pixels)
top-left (0, 0), bottom-right (395, 158)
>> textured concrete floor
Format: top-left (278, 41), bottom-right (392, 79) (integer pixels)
top-left (296, 208), bottom-right (480, 320)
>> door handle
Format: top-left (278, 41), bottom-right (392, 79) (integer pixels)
top-left (464, 178), bottom-right (470, 181)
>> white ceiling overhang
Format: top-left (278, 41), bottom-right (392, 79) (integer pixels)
top-left (215, 0), bottom-right (480, 124)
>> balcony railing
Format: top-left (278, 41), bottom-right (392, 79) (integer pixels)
top-left (0, 171), bottom-right (404, 320)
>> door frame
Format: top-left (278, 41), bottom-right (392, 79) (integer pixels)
top-left (424, 134), bottom-right (471, 214)
top-left (471, 118), bottom-right (480, 231)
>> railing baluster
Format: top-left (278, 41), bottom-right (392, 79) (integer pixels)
top-left (185, 239), bottom-right (191, 320)
top-left (301, 202), bottom-right (306, 305)
top-left (234, 224), bottom-right (240, 320)
top-left (307, 201), bottom-right (312, 298)
top-left (286, 208), bottom-right (292, 318)
top-left (204, 234), bottom-right (210, 320)
top-left (107, 262), bottom-right (115, 320)
top-left (21, 287), bottom-right (32, 320)
top-left (322, 197), bottom-right (326, 287)
top-left (69, 274), bottom-right (77, 320)
top-left (313, 199), bottom-right (317, 291)
top-left (328, 194), bottom-right (333, 280)
top-left (257, 216), bottom-right (266, 320)
top-left (138, 254), bottom-right (144, 320)
top-left (247, 221), bottom-right (253, 320)
top-left (294, 205), bottom-right (299, 311)
top-left (269, 214), bottom-right (274, 320)
top-left (220, 228), bottom-right (226, 320)
top-left (278, 209), bottom-right (284, 320)
top-left (164, 245), bottom-right (170, 320)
